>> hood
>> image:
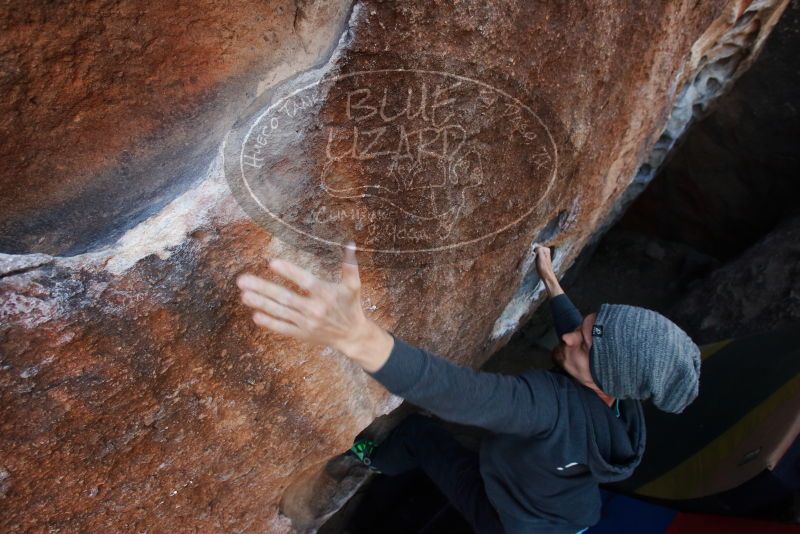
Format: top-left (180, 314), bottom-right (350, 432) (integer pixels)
top-left (577, 386), bottom-right (647, 483)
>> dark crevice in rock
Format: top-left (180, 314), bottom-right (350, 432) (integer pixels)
top-left (535, 209), bottom-right (568, 244)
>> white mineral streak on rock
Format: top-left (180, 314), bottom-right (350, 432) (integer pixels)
top-left (0, 253), bottom-right (53, 276)
top-left (103, 156), bottom-right (232, 274)
top-left (268, 511), bottom-right (293, 534)
top-left (0, 255), bottom-right (59, 326)
top-left (0, 145), bottom-right (237, 286)
top-left (0, 4), bottom-right (365, 287)
top-left (0, 288), bottom-right (59, 330)
top-left (372, 393), bottom-right (404, 417)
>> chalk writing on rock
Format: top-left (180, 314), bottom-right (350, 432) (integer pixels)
top-left (234, 69), bottom-right (557, 260)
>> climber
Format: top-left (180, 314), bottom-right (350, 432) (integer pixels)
top-left (235, 242), bottom-right (701, 534)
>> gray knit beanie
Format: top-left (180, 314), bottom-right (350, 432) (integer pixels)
top-left (589, 304), bottom-right (701, 414)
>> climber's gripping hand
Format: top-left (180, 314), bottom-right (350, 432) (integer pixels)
top-left (533, 244), bottom-right (554, 279)
top-left (533, 244), bottom-right (564, 298)
top-left (236, 241), bottom-right (394, 372)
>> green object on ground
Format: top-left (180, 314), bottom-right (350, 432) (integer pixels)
top-left (348, 438), bottom-right (381, 472)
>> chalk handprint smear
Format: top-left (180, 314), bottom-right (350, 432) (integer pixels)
top-left (233, 69), bottom-right (557, 260)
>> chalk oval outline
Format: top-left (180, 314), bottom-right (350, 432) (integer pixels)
top-left (237, 68), bottom-right (559, 255)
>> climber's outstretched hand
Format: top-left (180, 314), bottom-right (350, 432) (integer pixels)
top-left (236, 241), bottom-right (394, 371)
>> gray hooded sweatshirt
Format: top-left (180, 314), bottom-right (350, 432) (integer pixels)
top-left (368, 294), bottom-right (646, 532)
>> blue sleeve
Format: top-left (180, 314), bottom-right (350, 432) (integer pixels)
top-left (549, 293), bottom-right (583, 338)
top-left (367, 332), bottom-right (558, 437)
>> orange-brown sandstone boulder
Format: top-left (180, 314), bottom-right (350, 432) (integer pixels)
top-left (0, 1), bottom-right (789, 531)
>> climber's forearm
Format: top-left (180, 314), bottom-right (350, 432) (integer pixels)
top-left (549, 293), bottom-right (583, 338)
top-left (542, 272), bottom-right (564, 297)
top-left (541, 269), bottom-right (584, 337)
top-left (359, 330), bottom-right (558, 436)
top-left (337, 318), bottom-right (395, 373)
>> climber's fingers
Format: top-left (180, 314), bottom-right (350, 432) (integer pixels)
top-left (252, 311), bottom-right (304, 338)
top-left (240, 290), bottom-right (306, 328)
top-left (237, 274), bottom-right (314, 315)
top-left (268, 258), bottom-right (322, 293)
top-left (533, 244), bottom-right (554, 274)
top-left (340, 240), bottom-right (361, 291)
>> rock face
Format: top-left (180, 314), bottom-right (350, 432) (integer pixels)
top-left (620, 0), bottom-right (800, 262)
top-left (0, 0), bottom-right (353, 255)
top-left (0, 1), bottom-right (789, 531)
top-left (670, 214), bottom-right (800, 345)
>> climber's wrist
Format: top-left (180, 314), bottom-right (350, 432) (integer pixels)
top-left (336, 318), bottom-right (395, 373)
top-left (542, 273), bottom-right (564, 297)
